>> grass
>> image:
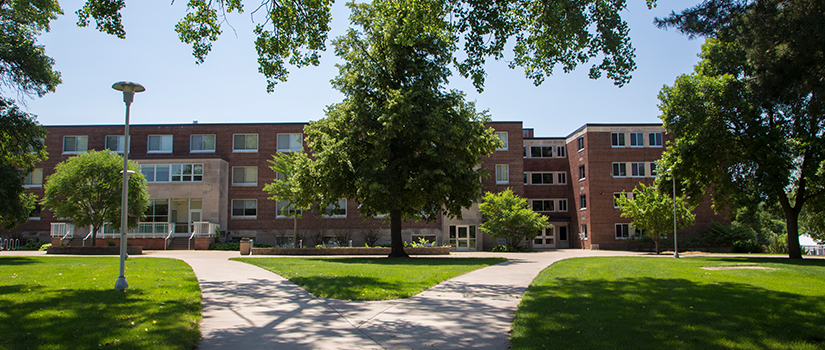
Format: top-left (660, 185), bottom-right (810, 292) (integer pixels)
top-left (234, 257), bottom-right (506, 300)
top-left (0, 257), bottom-right (202, 350)
top-left (512, 257), bottom-right (825, 350)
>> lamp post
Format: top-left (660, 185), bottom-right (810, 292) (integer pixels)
top-left (671, 168), bottom-right (679, 259)
top-left (112, 81), bottom-right (145, 290)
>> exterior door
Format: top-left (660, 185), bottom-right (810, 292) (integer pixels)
top-left (189, 210), bottom-right (202, 233)
top-left (533, 227), bottom-right (556, 249)
top-left (449, 225), bottom-right (477, 251)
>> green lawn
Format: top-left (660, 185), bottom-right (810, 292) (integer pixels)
top-left (234, 257), bottom-right (506, 300)
top-left (0, 257), bottom-right (202, 350)
top-left (512, 257), bottom-right (825, 350)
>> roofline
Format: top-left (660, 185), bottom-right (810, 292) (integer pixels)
top-left (44, 122), bottom-right (310, 128)
top-left (565, 123), bottom-right (664, 138)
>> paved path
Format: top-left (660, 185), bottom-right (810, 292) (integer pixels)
top-left (141, 249), bottom-right (645, 350)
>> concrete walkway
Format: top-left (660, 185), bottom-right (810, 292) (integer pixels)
top-left (141, 249), bottom-right (645, 350)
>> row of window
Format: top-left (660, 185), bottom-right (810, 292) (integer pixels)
top-left (140, 164), bottom-right (204, 183)
top-left (61, 133), bottom-right (303, 154)
top-left (611, 132), bottom-right (663, 148)
top-left (232, 199), bottom-right (348, 219)
top-left (522, 145), bottom-right (566, 158)
top-left (612, 162), bottom-right (657, 178)
top-left (531, 199), bottom-right (568, 212)
top-left (523, 172), bottom-right (567, 185)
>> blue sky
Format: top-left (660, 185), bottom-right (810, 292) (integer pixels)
top-left (28, 0), bottom-right (704, 137)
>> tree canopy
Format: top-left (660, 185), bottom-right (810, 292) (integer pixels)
top-left (75, 0), bottom-right (640, 92)
top-left (656, 0), bottom-right (825, 259)
top-left (42, 150), bottom-right (149, 246)
top-left (0, 99), bottom-right (47, 229)
top-left (616, 182), bottom-right (696, 254)
top-left (266, 0), bottom-right (501, 257)
top-left (479, 189), bottom-right (549, 249)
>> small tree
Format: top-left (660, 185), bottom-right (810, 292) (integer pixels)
top-left (479, 189), bottom-right (549, 249)
top-left (42, 150), bottom-right (149, 246)
top-left (263, 152), bottom-right (310, 247)
top-left (616, 183), bottom-right (696, 254)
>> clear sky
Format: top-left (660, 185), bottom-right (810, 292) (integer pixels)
top-left (28, 0), bottom-right (705, 138)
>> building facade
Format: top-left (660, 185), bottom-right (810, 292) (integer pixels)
top-left (7, 121), bottom-right (722, 251)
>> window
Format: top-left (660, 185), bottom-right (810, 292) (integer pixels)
top-left (324, 199), bottom-right (347, 217)
top-left (579, 194), bottom-right (587, 210)
top-left (556, 146), bottom-right (566, 158)
top-left (23, 168), bottom-right (43, 187)
top-left (105, 135), bottom-right (129, 153)
top-left (277, 133), bottom-right (302, 152)
top-left (141, 164), bottom-right (202, 183)
top-left (615, 223), bottom-right (630, 239)
top-left (523, 173), bottom-right (528, 184)
top-left (614, 192), bottom-right (629, 208)
top-left (276, 200), bottom-right (301, 217)
top-left (148, 135), bottom-right (173, 153)
top-left (495, 132), bottom-right (508, 150)
top-left (233, 134), bottom-right (258, 152)
top-left (144, 199), bottom-right (169, 222)
top-left (612, 162), bottom-right (627, 177)
top-left (558, 199), bottom-right (568, 212)
top-left (523, 146), bottom-right (527, 158)
top-left (171, 164), bottom-right (203, 182)
top-left (577, 136), bottom-right (585, 151)
top-left (650, 163), bottom-right (658, 177)
top-left (649, 132), bottom-right (663, 147)
top-left (530, 146), bottom-right (552, 158)
top-left (232, 199), bottom-right (257, 218)
top-left (28, 204), bottom-right (41, 220)
top-left (532, 200), bottom-right (554, 212)
top-left (611, 132), bottom-right (625, 147)
top-left (495, 164), bottom-right (509, 184)
top-left (232, 166), bottom-right (257, 186)
top-left (63, 136), bottom-right (88, 153)
top-left (629, 132), bottom-right (644, 147)
top-left (631, 162), bottom-right (646, 177)
top-left (190, 134), bottom-right (216, 152)
top-left (578, 165), bottom-right (585, 180)
top-left (580, 224), bottom-right (588, 239)
top-left (557, 172), bottom-right (567, 184)
top-left (531, 173), bottom-right (553, 185)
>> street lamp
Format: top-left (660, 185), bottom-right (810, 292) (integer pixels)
top-left (112, 81), bottom-right (145, 290)
top-left (671, 168), bottom-right (679, 259)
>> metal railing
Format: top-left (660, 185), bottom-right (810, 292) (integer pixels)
top-left (50, 223), bottom-right (75, 245)
top-left (0, 238), bottom-right (21, 251)
top-left (189, 222), bottom-right (219, 250)
top-left (99, 222), bottom-right (177, 238)
top-left (82, 229), bottom-right (94, 246)
top-left (164, 223), bottom-right (177, 250)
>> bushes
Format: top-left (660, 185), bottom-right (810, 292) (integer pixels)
top-left (18, 240), bottom-right (50, 251)
top-left (490, 244), bottom-right (532, 252)
top-left (208, 242), bottom-right (273, 251)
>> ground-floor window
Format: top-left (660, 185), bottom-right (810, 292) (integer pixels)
top-left (615, 223), bottom-right (630, 239)
top-left (232, 199), bottom-right (257, 218)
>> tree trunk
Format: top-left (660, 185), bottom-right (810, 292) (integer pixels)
top-left (654, 239), bottom-right (660, 254)
top-left (784, 207), bottom-right (803, 259)
top-left (293, 215), bottom-right (298, 247)
top-left (388, 208), bottom-right (408, 258)
top-left (90, 225), bottom-right (98, 247)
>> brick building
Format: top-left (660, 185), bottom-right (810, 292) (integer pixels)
top-left (8, 121), bottom-right (721, 251)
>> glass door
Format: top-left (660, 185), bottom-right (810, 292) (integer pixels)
top-left (449, 225), bottom-right (477, 251)
top-left (533, 227), bottom-right (556, 249)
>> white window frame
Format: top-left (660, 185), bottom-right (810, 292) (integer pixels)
top-left (233, 134), bottom-right (259, 152)
top-left (629, 132), bottom-right (644, 147)
top-left (323, 199), bottom-right (347, 218)
top-left (611, 132), bottom-right (625, 147)
top-left (631, 162), bottom-right (646, 177)
top-left (612, 162), bottom-right (627, 177)
top-left (62, 135), bottom-right (88, 154)
top-left (190, 134), bottom-right (216, 153)
top-left (495, 164), bottom-right (509, 184)
top-left (276, 200), bottom-right (302, 218)
top-left (532, 199), bottom-right (555, 212)
top-left (530, 172), bottom-right (554, 185)
top-left (558, 199), bottom-right (568, 212)
top-left (615, 223), bottom-right (631, 239)
top-left (23, 168), bottom-right (43, 188)
top-left (105, 135), bottom-right (130, 154)
top-left (577, 136), bottom-right (585, 151)
top-left (147, 135), bottom-right (173, 154)
top-left (232, 166), bottom-right (258, 186)
top-left (557, 172), bottom-right (567, 184)
top-left (277, 133), bottom-right (303, 152)
top-left (578, 165), bottom-right (585, 180)
top-left (556, 146), bottom-right (566, 158)
top-left (495, 132), bottom-right (508, 150)
top-left (649, 132), bottom-right (663, 147)
top-left (232, 199), bottom-right (257, 218)
top-left (579, 194), bottom-right (587, 210)
top-left (170, 164), bottom-right (204, 182)
top-left (530, 146), bottom-right (552, 158)
top-left (650, 163), bottom-right (658, 177)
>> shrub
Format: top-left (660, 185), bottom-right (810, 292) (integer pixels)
top-left (18, 240), bottom-right (50, 251)
top-left (38, 243), bottom-right (51, 251)
top-left (208, 242), bottom-right (274, 250)
top-left (490, 244), bottom-right (532, 252)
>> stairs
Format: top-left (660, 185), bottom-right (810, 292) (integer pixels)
top-left (166, 237), bottom-right (191, 250)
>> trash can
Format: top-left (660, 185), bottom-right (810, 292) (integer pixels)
top-left (239, 238), bottom-right (251, 256)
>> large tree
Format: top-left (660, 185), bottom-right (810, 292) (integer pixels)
top-left (616, 182), bottom-right (696, 254)
top-left (75, 0), bottom-right (639, 92)
top-left (42, 150), bottom-right (149, 246)
top-left (268, 0), bottom-right (501, 257)
top-left (656, 0), bottom-right (825, 259)
top-left (479, 189), bottom-right (549, 249)
top-left (0, 99), bottom-right (47, 229)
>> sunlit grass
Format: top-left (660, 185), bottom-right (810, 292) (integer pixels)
top-left (512, 257), bottom-right (825, 350)
top-left (234, 257), bottom-right (505, 300)
top-left (0, 257), bottom-right (201, 350)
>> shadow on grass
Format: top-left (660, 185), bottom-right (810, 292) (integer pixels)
top-left (699, 257), bottom-right (825, 268)
top-left (514, 276), bottom-right (825, 350)
top-left (0, 286), bottom-right (200, 350)
top-left (0, 257), bottom-right (42, 266)
top-left (295, 257), bottom-right (506, 266)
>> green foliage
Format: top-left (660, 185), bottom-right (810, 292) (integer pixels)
top-left (0, 99), bottom-right (48, 230)
top-left (409, 237), bottom-right (433, 248)
top-left (0, 256), bottom-right (202, 349)
top-left (234, 257), bottom-right (506, 300)
top-left (0, 0), bottom-right (63, 98)
top-left (657, 0), bottom-right (825, 259)
top-left (18, 240), bottom-right (49, 251)
top-left (616, 182), bottom-right (696, 254)
top-left (479, 189), bottom-right (549, 249)
top-left (801, 192), bottom-right (825, 244)
top-left (489, 244), bottom-right (532, 252)
top-left (37, 242), bottom-right (51, 251)
top-left (42, 150), bottom-right (149, 246)
top-left (512, 257), bottom-right (825, 350)
top-left (208, 242), bottom-right (273, 250)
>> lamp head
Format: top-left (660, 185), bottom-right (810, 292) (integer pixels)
top-left (112, 81), bottom-right (145, 104)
